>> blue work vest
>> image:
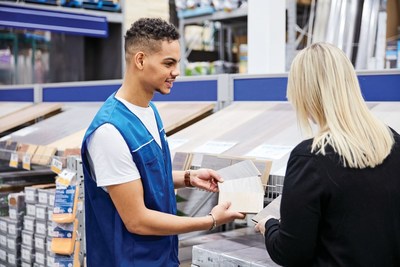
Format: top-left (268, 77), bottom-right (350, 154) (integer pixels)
top-left (81, 93), bottom-right (179, 266)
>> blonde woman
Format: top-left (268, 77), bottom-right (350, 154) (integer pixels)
top-left (256, 43), bottom-right (400, 266)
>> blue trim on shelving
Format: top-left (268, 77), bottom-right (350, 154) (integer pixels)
top-left (233, 74), bottom-right (400, 101)
top-left (152, 80), bottom-right (218, 101)
top-left (43, 84), bottom-right (120, 102)
top-left (42, 79), bottom-right (217, 102)
top-left (233, 77), bottom-right (288, 101)
top-left (358, 74), bottom-right (400, 101)
top-left (0, 88), bottom-right (34, 102)
top-left (0, 3), bottom-right (108, 37)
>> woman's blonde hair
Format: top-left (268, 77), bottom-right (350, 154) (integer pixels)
top-left (287, 42), bottom-right (394, 168)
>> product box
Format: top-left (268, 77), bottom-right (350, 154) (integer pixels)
top-left (34, 234), bottom-right (46, 252)
top-left (21, 261), bottom-right (34, 267)
top-left (26, 204), bottom-right (36, 217)
top-left (37, 190), bottom-right (49, 206)
top-left (192, 239), bottom-right (250, 266)
top-left (0, 234), bottom-right (7, 248)
top-left (0, 217), bottom-right (10, 234)
top-left (35, 220), bottom-right (47, 236)
top-left (7, 251), bottom-right (20, 267)
top-left (35, 205), bottom-right (47, 221)
top-left (220, 246), bottom-right (277, 267)
top-left (21, 244), bottom-right (35, 264)
top-left (7, 220), bottom-right (22, 236)
top-left (34, 250), bottom-right (46, 265)
top-left (23, 216), bottom-right (36, 233)
top-left (0, 248), bottom-right (6, 262)
top-left (7, 234), bottom-right (21, 251)
top-left (21, 230), bottom-right (35, 248)
top-left (8, 207), bottom-right (24, 221)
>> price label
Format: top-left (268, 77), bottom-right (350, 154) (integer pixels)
top-left (22, 153), bottom-right (31, 170)
top-left (9, 152), bottom-right (18, 168)
top-left (57, 169), bottom-right (76, 186)
top-left (51, 158), bottom-right (63, 174)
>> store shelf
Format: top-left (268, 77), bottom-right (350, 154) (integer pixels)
top-left (0, 1), bottom-right (125, 84)
top-left (0, 1), bottom-right (123, 23)
top-left (181, 6), bottom-right (247, 25)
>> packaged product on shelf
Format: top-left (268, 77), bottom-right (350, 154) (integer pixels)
top-left (51, 219), bottom-right (78, 255)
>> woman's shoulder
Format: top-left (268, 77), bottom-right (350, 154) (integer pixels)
top-left (290, 138), bottom-right (314, 157)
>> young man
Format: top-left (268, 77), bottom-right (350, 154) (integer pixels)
top-left (81, 18), bottom-right (245, 266)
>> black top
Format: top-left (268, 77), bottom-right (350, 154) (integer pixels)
top-left (264, 130), bottom-right (400, 267)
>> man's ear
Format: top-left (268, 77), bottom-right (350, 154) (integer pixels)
top-left (134, 52), bottom-right (145, 70)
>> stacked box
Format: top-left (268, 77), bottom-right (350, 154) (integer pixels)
top-left (4, 192), bottom-right (27, 267)
top-left (23, 187), bottom-right (38, 267)
top-left (0, 217), bottom-right (8, 267)
top-left (23, 185), bottom-right (55, 267)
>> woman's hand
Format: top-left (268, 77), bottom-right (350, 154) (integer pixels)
top-left (255, 215), bottom-right (277, 236)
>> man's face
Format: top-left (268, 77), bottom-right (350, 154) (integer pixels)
top-left (143, 40), bottom-right (181, 95)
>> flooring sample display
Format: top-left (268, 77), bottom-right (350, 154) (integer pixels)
top-left (47, 129), bottom-right (87, 150)
top-left (168, 102), bottom-right (297, 155)
top-left (169, 102), bottom-right (301, 179)
top-left (31, 145), bottom-right (57, 166)
top-left (2, 101), bottom-right (214, 150)
top-left (0, 102), bottom-right (32, 119)
top-left (3, 103), bottom-right (101, 147)
top-left (0, 103), bottom-right (63, 134)
top-left (153, 101), bottom-right (215, 135)
top-left (16, 143), bottom-right (38, 161)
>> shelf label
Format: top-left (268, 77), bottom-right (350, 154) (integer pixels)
top-left (9, 152), bottom-right (18, 168)
top-left (194, 141), bottom-right (236, 154)
top-left (246, 144), bottom-right (294, 160)
top-left (167, 138), bottom-right (189, 151)
top-left (51, 158), bottom-right (63, 174)
top-left (23, 153), bottom-right (31, 170)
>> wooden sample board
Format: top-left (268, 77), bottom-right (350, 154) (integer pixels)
top-left (0, 102), bottom-right (33, 119)
top-left (3, 103), bottom-right (102, 148)
top-left (170, 101), bottom-right (400, 172)
top-left (1, 101), bottom-right (215, 150)
top-left (153, 101), bottom-right (215, 135)
top-left (0, 103), bottom-right (63, 134)
top-left (168, 102), bottom-right (300, 174)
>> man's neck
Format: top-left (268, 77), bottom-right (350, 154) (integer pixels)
top-left (117, 78), bottom-right (152, 108)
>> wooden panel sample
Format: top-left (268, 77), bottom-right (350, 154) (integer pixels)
top-left (154, 101), bottom-right (215, 135)
top-left (5, 103), bottom-right (100, 146)
top-left (0, 102), bottom-right (33, 119)
top-left (0, 103), bottom-right (63, 134)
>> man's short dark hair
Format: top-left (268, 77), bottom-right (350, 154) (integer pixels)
top-left (124, 18), bottom-right (180, 62)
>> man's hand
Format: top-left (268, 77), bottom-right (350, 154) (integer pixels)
top-left (190, 168), bottom-right (223, 192)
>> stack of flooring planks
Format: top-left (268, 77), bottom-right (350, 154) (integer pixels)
top-left (5, 101), bottom-right (215, 150)
top-left (0, 103), bottom-right (63, 135)
top-left (154, 101), bottom-right (215, 136)
top-left (2, 103), bottom-right (102, 147)
top-left (0, 102), bottom-right (33, 119)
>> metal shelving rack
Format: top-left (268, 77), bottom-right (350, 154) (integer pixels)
top-left (178, 6), bottom-right (248, 75)
top-left (178, 0), bottom-right (298, 75)
top-left (0, 1), bottom-right (126, 84)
